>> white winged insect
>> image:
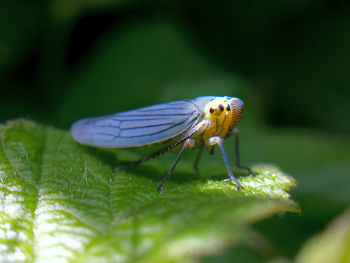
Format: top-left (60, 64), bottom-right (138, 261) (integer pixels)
top-left (71, 96), bottom-right (252, 192)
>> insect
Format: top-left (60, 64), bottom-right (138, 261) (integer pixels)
top-left (71, 96), bottom-right (252, 192)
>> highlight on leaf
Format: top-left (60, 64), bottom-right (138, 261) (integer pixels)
top-left (0, 120), bottom-right (298, 263)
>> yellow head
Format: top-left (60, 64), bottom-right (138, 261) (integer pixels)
top-left (203, 97), bottom-right (243, 137)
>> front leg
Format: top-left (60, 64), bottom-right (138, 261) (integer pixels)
top-left (208, 136), bottom-right (242, 190)
top-left (230, 128), bottom-right (253, 175)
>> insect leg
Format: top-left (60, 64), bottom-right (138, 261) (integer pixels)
top-left (193, 146), bottom-right (203, 174)
top-left (158, 138), bottom-right (195, 193)
top-left (209, 136), bottom-right (242, 190)
top-left (114, 142), bottom-right (180, 172)
top-left (232, 128), bottom-right (253, 175)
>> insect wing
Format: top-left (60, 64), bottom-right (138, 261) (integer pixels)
top-left (192, 96), bottom-right (216, 110)
top-left (71, 100), bottom-right (203, 148)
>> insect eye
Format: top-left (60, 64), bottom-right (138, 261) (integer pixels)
top-left (226, 105), bottom-right (231, 111)
top-left (218, 104), bottom-right (224, 111)
top-left (209, 107), bottom-right (214, 113)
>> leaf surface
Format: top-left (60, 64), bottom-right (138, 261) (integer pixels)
top-left (296, 209), bottom-right (350, 263)
top-left (0, 120), bottom-right (298, 263)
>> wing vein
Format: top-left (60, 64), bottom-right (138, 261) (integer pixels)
top-left (119, 117), bottom-right (196, 138)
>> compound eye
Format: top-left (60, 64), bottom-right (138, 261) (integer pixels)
top-left (226, 105), bottom-right (231, 111)
top-left (218, 104), bottom-right (224, 111)
top-left (209, 107), bottom-right (214, 113)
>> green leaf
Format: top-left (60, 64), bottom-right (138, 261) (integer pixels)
top-left (295, 209), bottom-right (350, 263)
top-left (0, 120), bottom-right (298, 262)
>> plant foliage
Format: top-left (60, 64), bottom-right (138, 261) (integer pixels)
top-left (0, 120), bottom-right (298, 262)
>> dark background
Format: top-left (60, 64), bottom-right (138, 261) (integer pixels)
top-left (1, 0), bottom-right (350, 262)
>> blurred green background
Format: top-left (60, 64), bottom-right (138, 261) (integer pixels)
top-left (1, 0), bottom-right (350, 262)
